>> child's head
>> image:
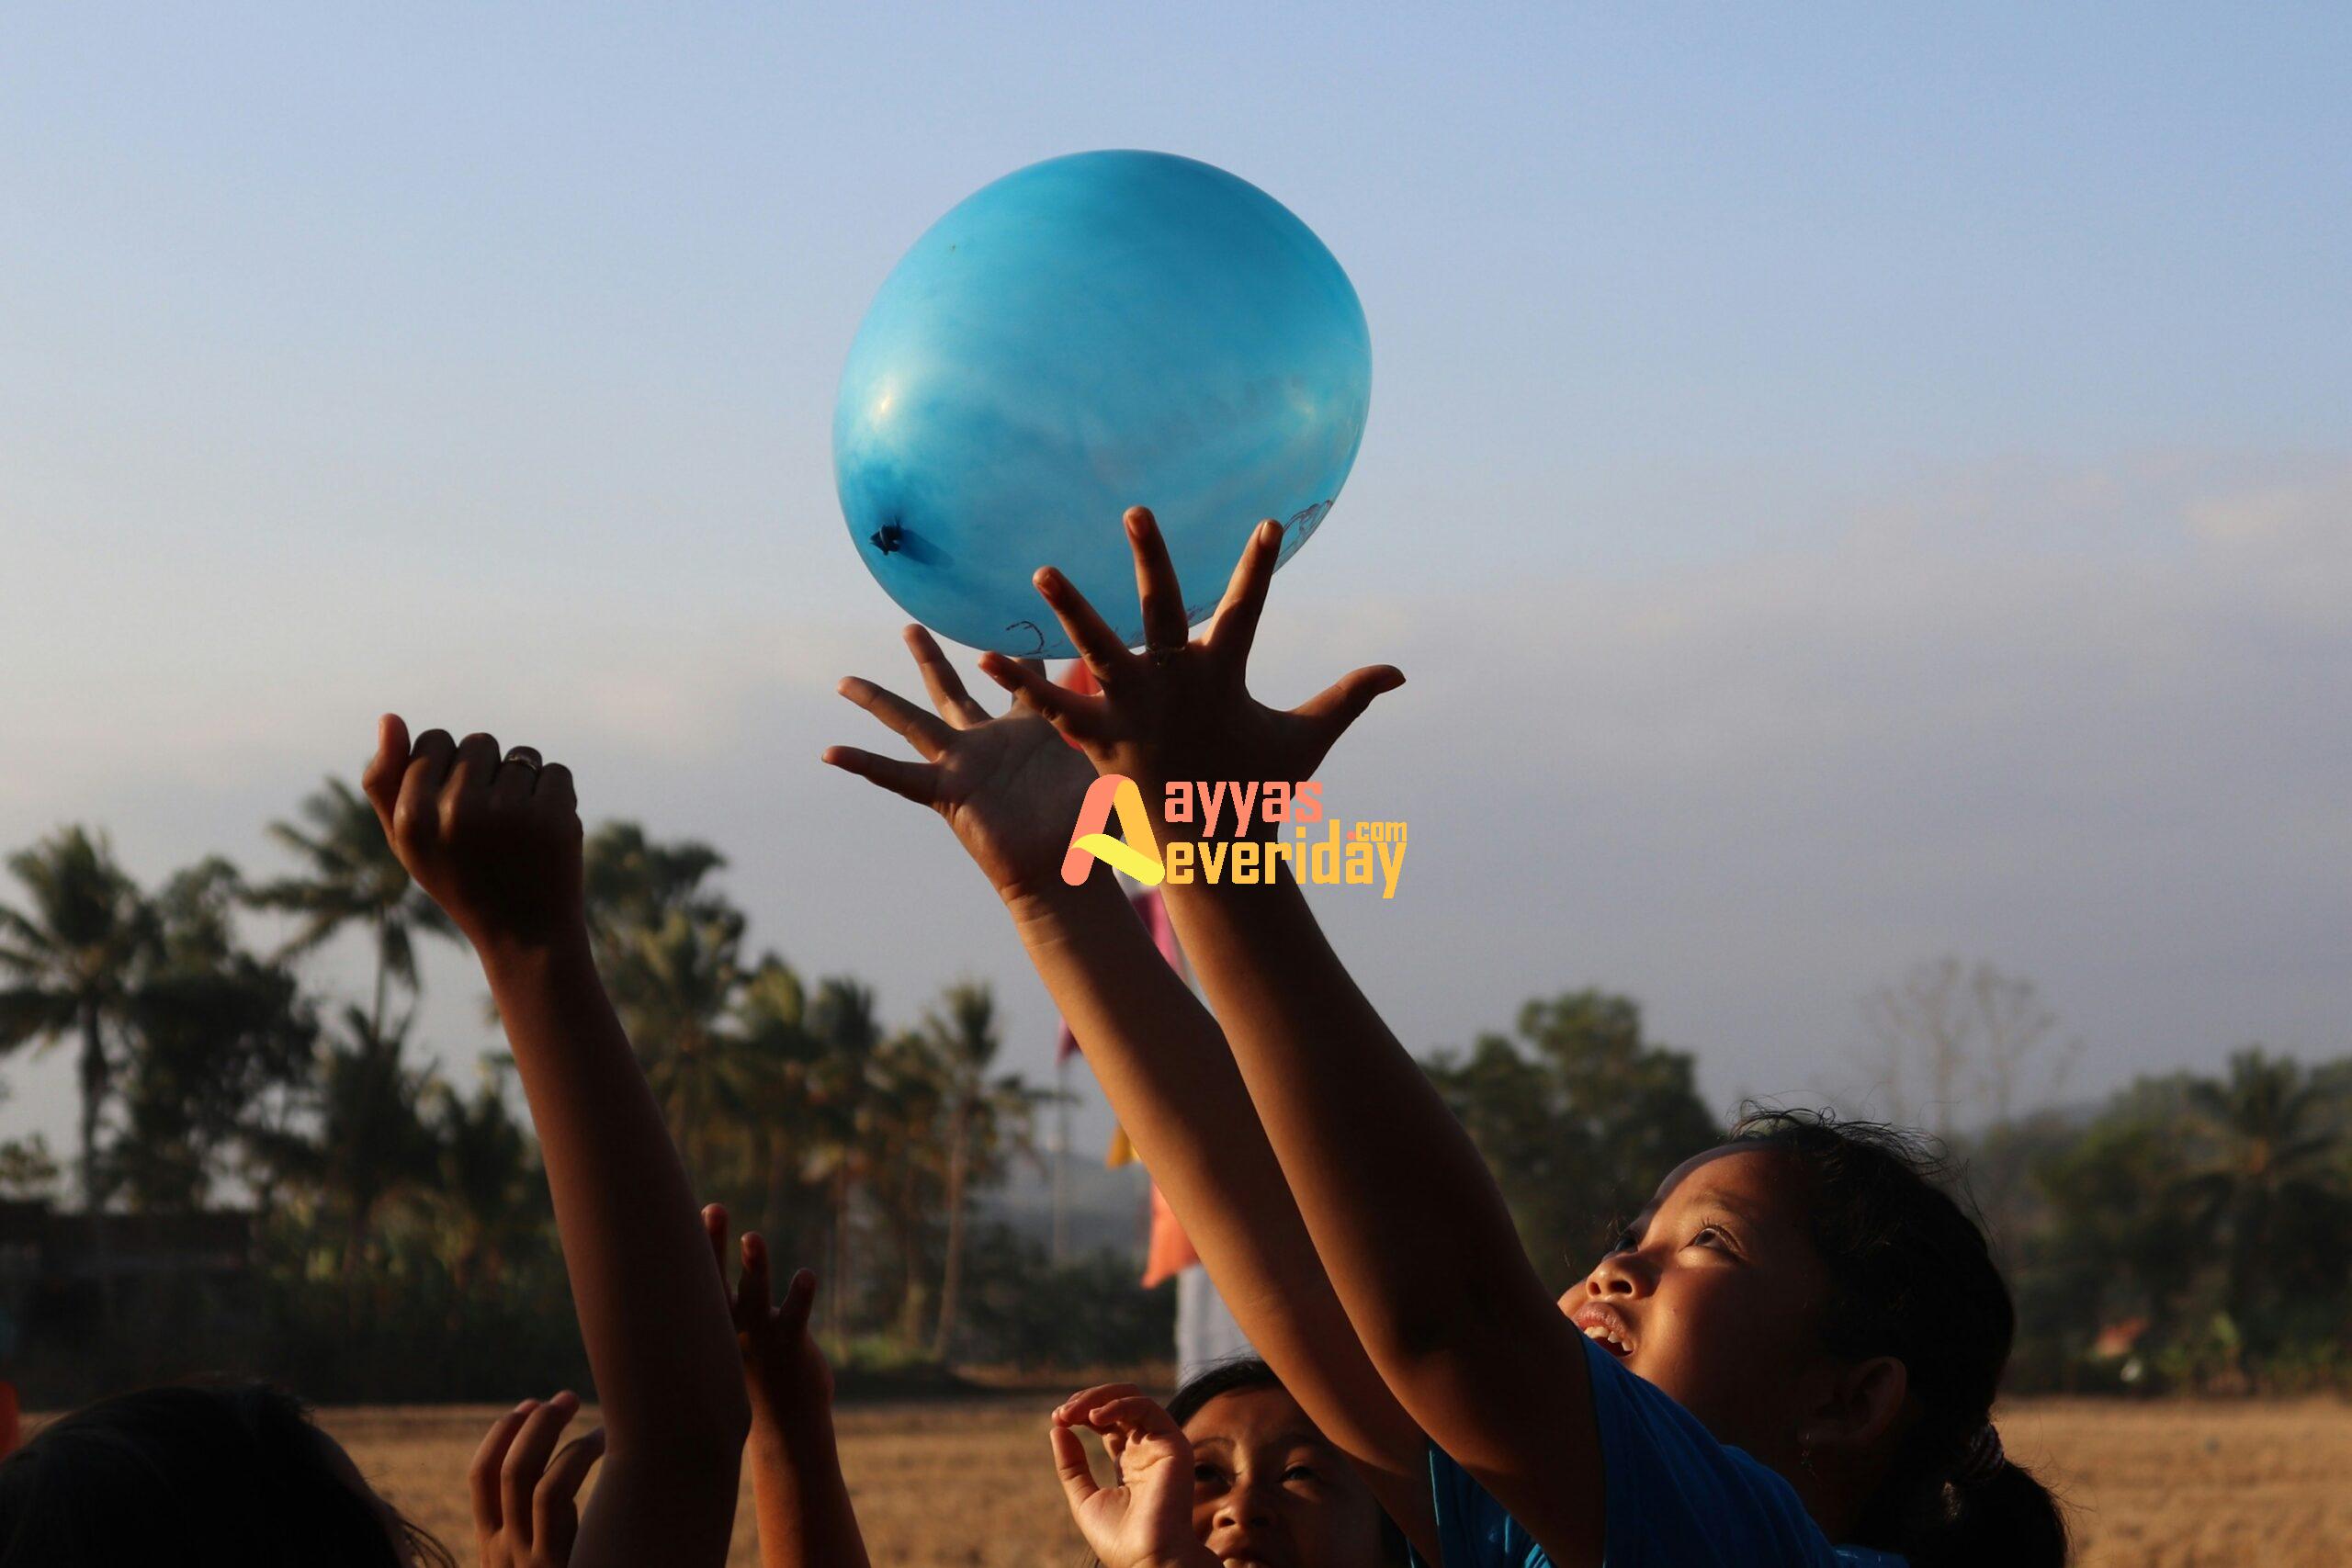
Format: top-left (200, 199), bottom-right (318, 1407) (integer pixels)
top-left (1562, 1108), bottom-right (2067, 1568)
top-left (1164, 1359), bottom-right (1407, 1568)
top-left (0, 1381), bottom-right (453, 1567)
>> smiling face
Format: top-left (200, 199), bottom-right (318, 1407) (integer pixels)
top-left (1182, 1385), bottom-right (1391, 1568)
top-left (1560, 1145), bottom-right (1838, 1472)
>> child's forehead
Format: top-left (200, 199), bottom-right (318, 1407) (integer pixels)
top-left (1641, 1145), bottom-right (1804, 1224)
top-left (1183, 1385), bottom-right (1319, 1446)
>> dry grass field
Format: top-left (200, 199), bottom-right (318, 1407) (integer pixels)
top-left (314, 1394), bottom-right (2352, 1567)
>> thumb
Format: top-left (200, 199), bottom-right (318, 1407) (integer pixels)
top-left (1295, 664), bottom-right (1406, 739)
top-left (360, 713), bottom-right (413, 828)
top-left (1050, 1423), bottom-right (1102, 1513)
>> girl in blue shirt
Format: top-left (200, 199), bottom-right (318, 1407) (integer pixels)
top-left (826, 509), bottom-right (2071, 1568)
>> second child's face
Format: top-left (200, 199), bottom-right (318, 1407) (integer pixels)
top-left (1559, 1145), bottom-right (1835, 1474)
top-left (1182, 1386), bottom-right (1390, 1568)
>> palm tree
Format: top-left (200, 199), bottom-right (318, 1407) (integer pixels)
top-left (0, 829), bottom-right (157, 1231)
top-left (605, 902), bottom-right (764, 1180)
top-left (580, 823), bottom-right (769, 1183)
top-left (866, 1029), bottom-right (950, 1345)
top-left (266, 1007), bottom-right (439, 1321)
top-left (583, 822), bottom-right (728, 937)
top-left (923, 982), bottom-right (1043, 1363)
top-left (2179, 1047), bottom-right (2345, 1329)
top-left (249, 778), bottom-right (455, 1036)
top-left (734, 956), bottom-right (825, 1253)
top-left (429, 1062), bottom-right (539, 1307)
top-left (805, 977), bottom-right (883, 1355)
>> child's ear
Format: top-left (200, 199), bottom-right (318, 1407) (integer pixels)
top-left (1802, 1354), bottom-right (1909, 1467)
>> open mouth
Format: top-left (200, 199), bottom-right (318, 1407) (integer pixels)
top-left (1571, 1302), bottom-right (1637, 1359)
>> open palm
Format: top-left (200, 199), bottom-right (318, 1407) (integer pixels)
top-left (973, 507), bottom-right (1402, 811)
top-left (824, 626), bottom-right (1098, 906)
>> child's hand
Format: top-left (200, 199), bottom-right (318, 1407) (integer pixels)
top-left (1050, 1382), bottom-right (1218, 1568)
top-left (823, 625), bottom-right (1100, 908)
top-left (361, 715), bottom-right (585, 957)
top-left (975, 509), bottom-right (1404, 824)
top-left (704, 1202), bottom-right (831, 1438)
top-left (470, 1392), bottom-right (605, 1568)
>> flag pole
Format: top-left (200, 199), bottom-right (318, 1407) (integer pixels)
top-left (1052, 1053), bottom-right (1071, 1266)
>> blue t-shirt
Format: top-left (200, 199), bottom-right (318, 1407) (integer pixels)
top-left (1415, 1336), bottom-right (1905, 1568)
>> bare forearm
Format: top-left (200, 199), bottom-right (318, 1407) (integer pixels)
top-left (482, 936), bottom-right (752, 1464)
top-left (1006, 882), bottom-right (1432, 1537)
top-left (749, 1418), bottom-right (872, 1568)
top-left (1155, 874), bottom-right (1561, 1382)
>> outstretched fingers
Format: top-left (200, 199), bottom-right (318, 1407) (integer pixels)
top-left (1204, 517), bottom-right (1285, 665)
top-left (820, 744), bottom-right (941, 807)
top-left (499, 1392), bottom-right (581, 1552)
top-left (1033, 566), bottom-right (1136, 686)
top-left (702, 1203), bottom-right (732, 1292)
top-left (735, 1231), bottom-right (774, 1323)
top-left (1125, 507), bottom-right (1191, 653)
top-left (903, 625), bottom-right (993, 728)
top-left (1294, 663), bottom-right (1408, 750)
top-left (976, 652), bottom-right (1111, 740)
top-left (776, 1265), bottom-right (819, 1335)
top-left (469, 1400), bottom-right (534, 1540)
top-left (836, 675), bottom-right (956, 761)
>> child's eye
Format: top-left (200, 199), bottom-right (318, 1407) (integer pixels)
top-left (1689, 1224), bottom-right (1734, 1252)
top-left (1193, 1464), bottom-right (1223, 1484)
top-left (1608, 1226), bottom-right (1641, 1254)
top-left (1283, 1464), bottom-right (1318, 1483)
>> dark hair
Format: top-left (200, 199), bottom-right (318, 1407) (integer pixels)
top-left (1089, 1359), bottom-right (1408, 1568)
top-left (1728, 1108), bottom-right (2069, 1568)
top-left (0, 1381), bottom-right (454, 1568)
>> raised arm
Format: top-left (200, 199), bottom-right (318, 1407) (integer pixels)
top-left (823, 628), bottom-right (1435, 1556)
top-left (362, 717), bottom-right (750, 1568)
top-left (703, 1206), bottom-right (874, 1568)
top-left (979, 513), bottom-right (1608, 1566)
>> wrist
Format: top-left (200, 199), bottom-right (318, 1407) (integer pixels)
top-left (476, 923), bottom-right (597, 988)
top-left (750, 1401), bottom-right (839, 1459)
top-left (1001, 873), bottom-right (1125, 933)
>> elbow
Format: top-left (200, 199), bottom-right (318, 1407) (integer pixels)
top-left (1336, 1264), bottom-right (1497, 1372)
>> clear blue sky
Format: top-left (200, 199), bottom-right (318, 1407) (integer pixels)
top-left (4, 5), bottom-right (2348, 1157)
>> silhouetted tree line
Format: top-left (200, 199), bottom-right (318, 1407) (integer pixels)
top-left (5, 790), bottom-right (2346, 1404)
top-left (0, 784), bottom-right (1166, 1404)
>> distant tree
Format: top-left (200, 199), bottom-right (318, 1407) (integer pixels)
top-left (923, 981), bottom-right (1044, 1363)
top-left (2179, 1048), bottom-right (2349, 1337)
top-left (1424, 990), bottom-right (1720, 1292)
top-left (427, 1061), bottom-right (541, 1304)
top-left (0, 1131), bottom-right (61, 1201)
top-left (114, 860), bottom-right (318, 1212)
top-left (583, 823), bottom-right (763, 1181)
top-left (262, 1007), bottom-right (440, 1320)
top-left (248, 778), bottom-right (455, 1036)
top-left (1864, 957), bottom-right (2076, 1134)
top-left (804, 976), bottom-right (884, 1353)
top-left (2031, 1111), bottom-right (2203, 1342)
top-left (733, 955), bottom-right (826, 1258)
top-left (866, 1027), bottom-right (950, 1345)
top-left (0, 827), bottom-right (159, 1314)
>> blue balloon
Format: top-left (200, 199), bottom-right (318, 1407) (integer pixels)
top-left (833, 150), bottom-right (1372, 657)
